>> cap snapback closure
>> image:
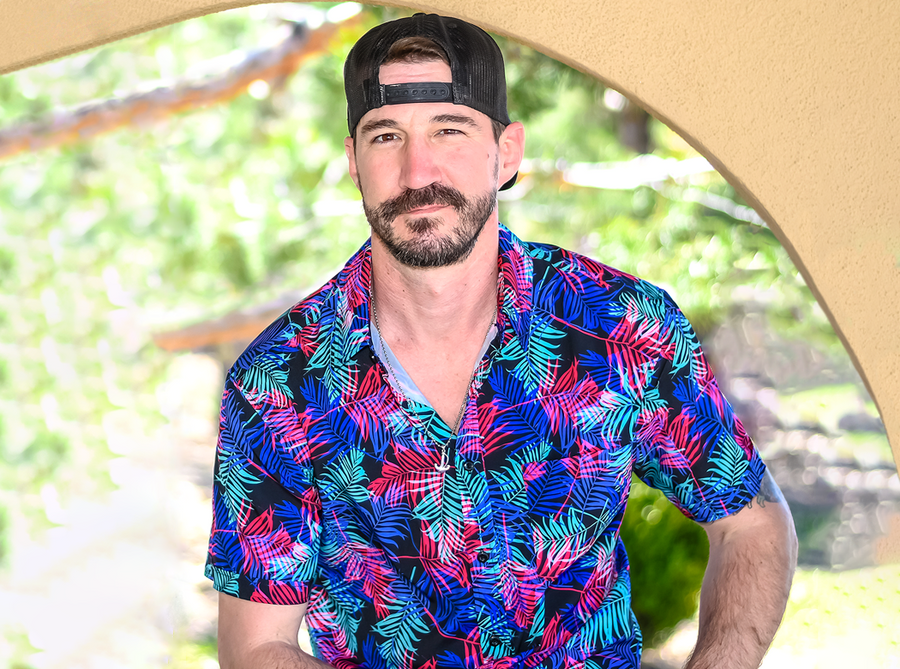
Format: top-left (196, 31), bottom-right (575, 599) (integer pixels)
top-left (380, 82), bottom-right (453, 106)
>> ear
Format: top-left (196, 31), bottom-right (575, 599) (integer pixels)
top-left (497, 122), bottom-right (525, 187)
top-left (344, 136), bottom-right (360, 190)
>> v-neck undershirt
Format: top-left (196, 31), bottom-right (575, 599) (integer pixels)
top-left (369, 319), bottom-right (498, 411)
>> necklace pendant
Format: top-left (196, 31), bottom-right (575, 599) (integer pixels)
top-left (436, 451), bottom-right (451, 473)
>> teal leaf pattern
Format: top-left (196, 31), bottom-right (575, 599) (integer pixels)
top-left (205, 225), bottom-right (766, 669)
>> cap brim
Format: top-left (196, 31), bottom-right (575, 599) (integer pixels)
top-left (499, 171), bottom-right (518, 191)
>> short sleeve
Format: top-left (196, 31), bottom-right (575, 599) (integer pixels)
top-left (631, 298), bottom-right (765, 523)
top-left (204, 377), bottom-right (321, 604)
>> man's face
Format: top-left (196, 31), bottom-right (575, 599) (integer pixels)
top-left (345, 60), bottom-right (519, 268)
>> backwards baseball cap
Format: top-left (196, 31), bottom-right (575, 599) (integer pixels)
top-left (344, 13), bottom-right (517, 191)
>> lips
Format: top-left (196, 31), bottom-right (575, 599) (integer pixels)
top-left (405, 204), bottom-right (447, 215)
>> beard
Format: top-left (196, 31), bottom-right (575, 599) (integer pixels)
top-left (362, 181), bottom-right (498, 268)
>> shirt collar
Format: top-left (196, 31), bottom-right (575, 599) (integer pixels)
top-left (329, 222), bottom-right (535, 350)
top-left (496, 222), bottom-right (535, 330)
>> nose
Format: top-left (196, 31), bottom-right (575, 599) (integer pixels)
top-left (399, 135), bottom-right (441, 191)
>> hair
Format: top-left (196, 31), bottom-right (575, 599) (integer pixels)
top-left (361, 35), bottom-right (507, 143)
top-left (384, 36), bottom-right (451, 67)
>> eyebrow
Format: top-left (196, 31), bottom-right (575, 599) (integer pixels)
top-left (358, 118), bottom-right (400, 136)
top-left (358, 112), bottom-right (481, 137)
top-left (430, 113), bottom-right (479, 128)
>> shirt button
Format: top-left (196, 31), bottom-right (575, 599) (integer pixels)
top-left (464, 460), bottom-right (476, 472)
top-left (477, 550), bottom-right (490, 563)
top-left (489, 635), bottom-right (501, 647)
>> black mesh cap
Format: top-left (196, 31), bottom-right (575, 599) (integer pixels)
top-left (344, 14), bottom-right (517, 190)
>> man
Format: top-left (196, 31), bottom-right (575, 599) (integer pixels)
top-left (206, 13), bottom-right (798, 669)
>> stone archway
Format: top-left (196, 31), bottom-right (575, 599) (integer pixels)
top-left (2, 0), bottom-right (898, 466)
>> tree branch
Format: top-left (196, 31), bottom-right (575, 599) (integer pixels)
top-left (0, 16), bottom-right (360, 161)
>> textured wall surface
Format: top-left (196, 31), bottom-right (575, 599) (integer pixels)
top-left (2, 0), bottom-right (898, 467)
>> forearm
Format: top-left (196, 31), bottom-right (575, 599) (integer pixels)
top-left (686, 535), bottom-right (794, 667)
top-left (220, 641), bottom-right (333, 669)
top-left (685, 472), bottom-right (798, 669)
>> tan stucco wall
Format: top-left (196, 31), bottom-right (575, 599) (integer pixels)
top-left (2, 0), bottom-right (898, 468)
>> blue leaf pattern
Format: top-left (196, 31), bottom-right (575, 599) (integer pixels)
top-left (205, 225), bottom-right (765, 669)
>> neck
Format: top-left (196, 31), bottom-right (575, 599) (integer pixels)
top-left (369, 219), bottom-right (500, 346)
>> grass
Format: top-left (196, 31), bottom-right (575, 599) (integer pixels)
top-left (761, 564), bottom-right (900, 668)
top-left (648, 564), bottom-right (900, 668)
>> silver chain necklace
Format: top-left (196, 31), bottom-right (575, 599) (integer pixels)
top-left (369, 285), bottom-right (496, 473)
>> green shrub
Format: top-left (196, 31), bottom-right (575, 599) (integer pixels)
top-left (620, 476), bottom-right (709, 648)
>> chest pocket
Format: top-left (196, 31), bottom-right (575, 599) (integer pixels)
top-left (519, 450), bottom-right (625, 581)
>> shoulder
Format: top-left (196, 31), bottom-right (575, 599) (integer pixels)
top-left (511, 230), bottom-right (677, 318)
top-left (226, 242), bottom-right (370, 385)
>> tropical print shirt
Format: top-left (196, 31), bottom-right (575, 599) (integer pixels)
top-left (205, 224), bottom-right (765, 669)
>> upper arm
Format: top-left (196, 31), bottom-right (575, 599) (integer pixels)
top-left (700, 469), bottom-right (797, 554)
top-left (217, 592), bottom-right (308, 667)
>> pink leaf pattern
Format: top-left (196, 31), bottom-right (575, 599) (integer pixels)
top-left (205, 225), bottom-right (765, 669)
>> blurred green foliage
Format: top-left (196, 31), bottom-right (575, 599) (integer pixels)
top-left (621, 477), bottom-right (709, 647)
top-left (0, 2), bottom-right (842, 658)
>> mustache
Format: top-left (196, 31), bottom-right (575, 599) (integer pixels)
top-left (371, 183), bottom-right (467, 221)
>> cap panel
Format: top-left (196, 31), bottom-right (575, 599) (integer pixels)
top-left (344, 14), bottom-right (511, 135)
top-left (344, 14), bottom-right (517, 191)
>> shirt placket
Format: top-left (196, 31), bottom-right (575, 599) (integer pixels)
top-left (455, 334), bottom-right (527, 664)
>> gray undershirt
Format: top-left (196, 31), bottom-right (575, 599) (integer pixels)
top-left (370, 320), bottom-right (498, 410)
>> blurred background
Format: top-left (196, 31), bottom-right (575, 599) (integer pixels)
top-left (0, 3), bottom-right (896, 668)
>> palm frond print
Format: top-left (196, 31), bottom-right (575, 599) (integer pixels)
top-left (373, 606), bottom-right (430, 669)
top-left (238, 350), bottom-right (294, 408)
top-left (205, 226), bottom-right (765, 669)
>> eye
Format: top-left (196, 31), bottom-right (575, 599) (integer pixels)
top-left (437, 128), bottom-right (463, 136)
top-left (372, 132), bottom-right (399, 144)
